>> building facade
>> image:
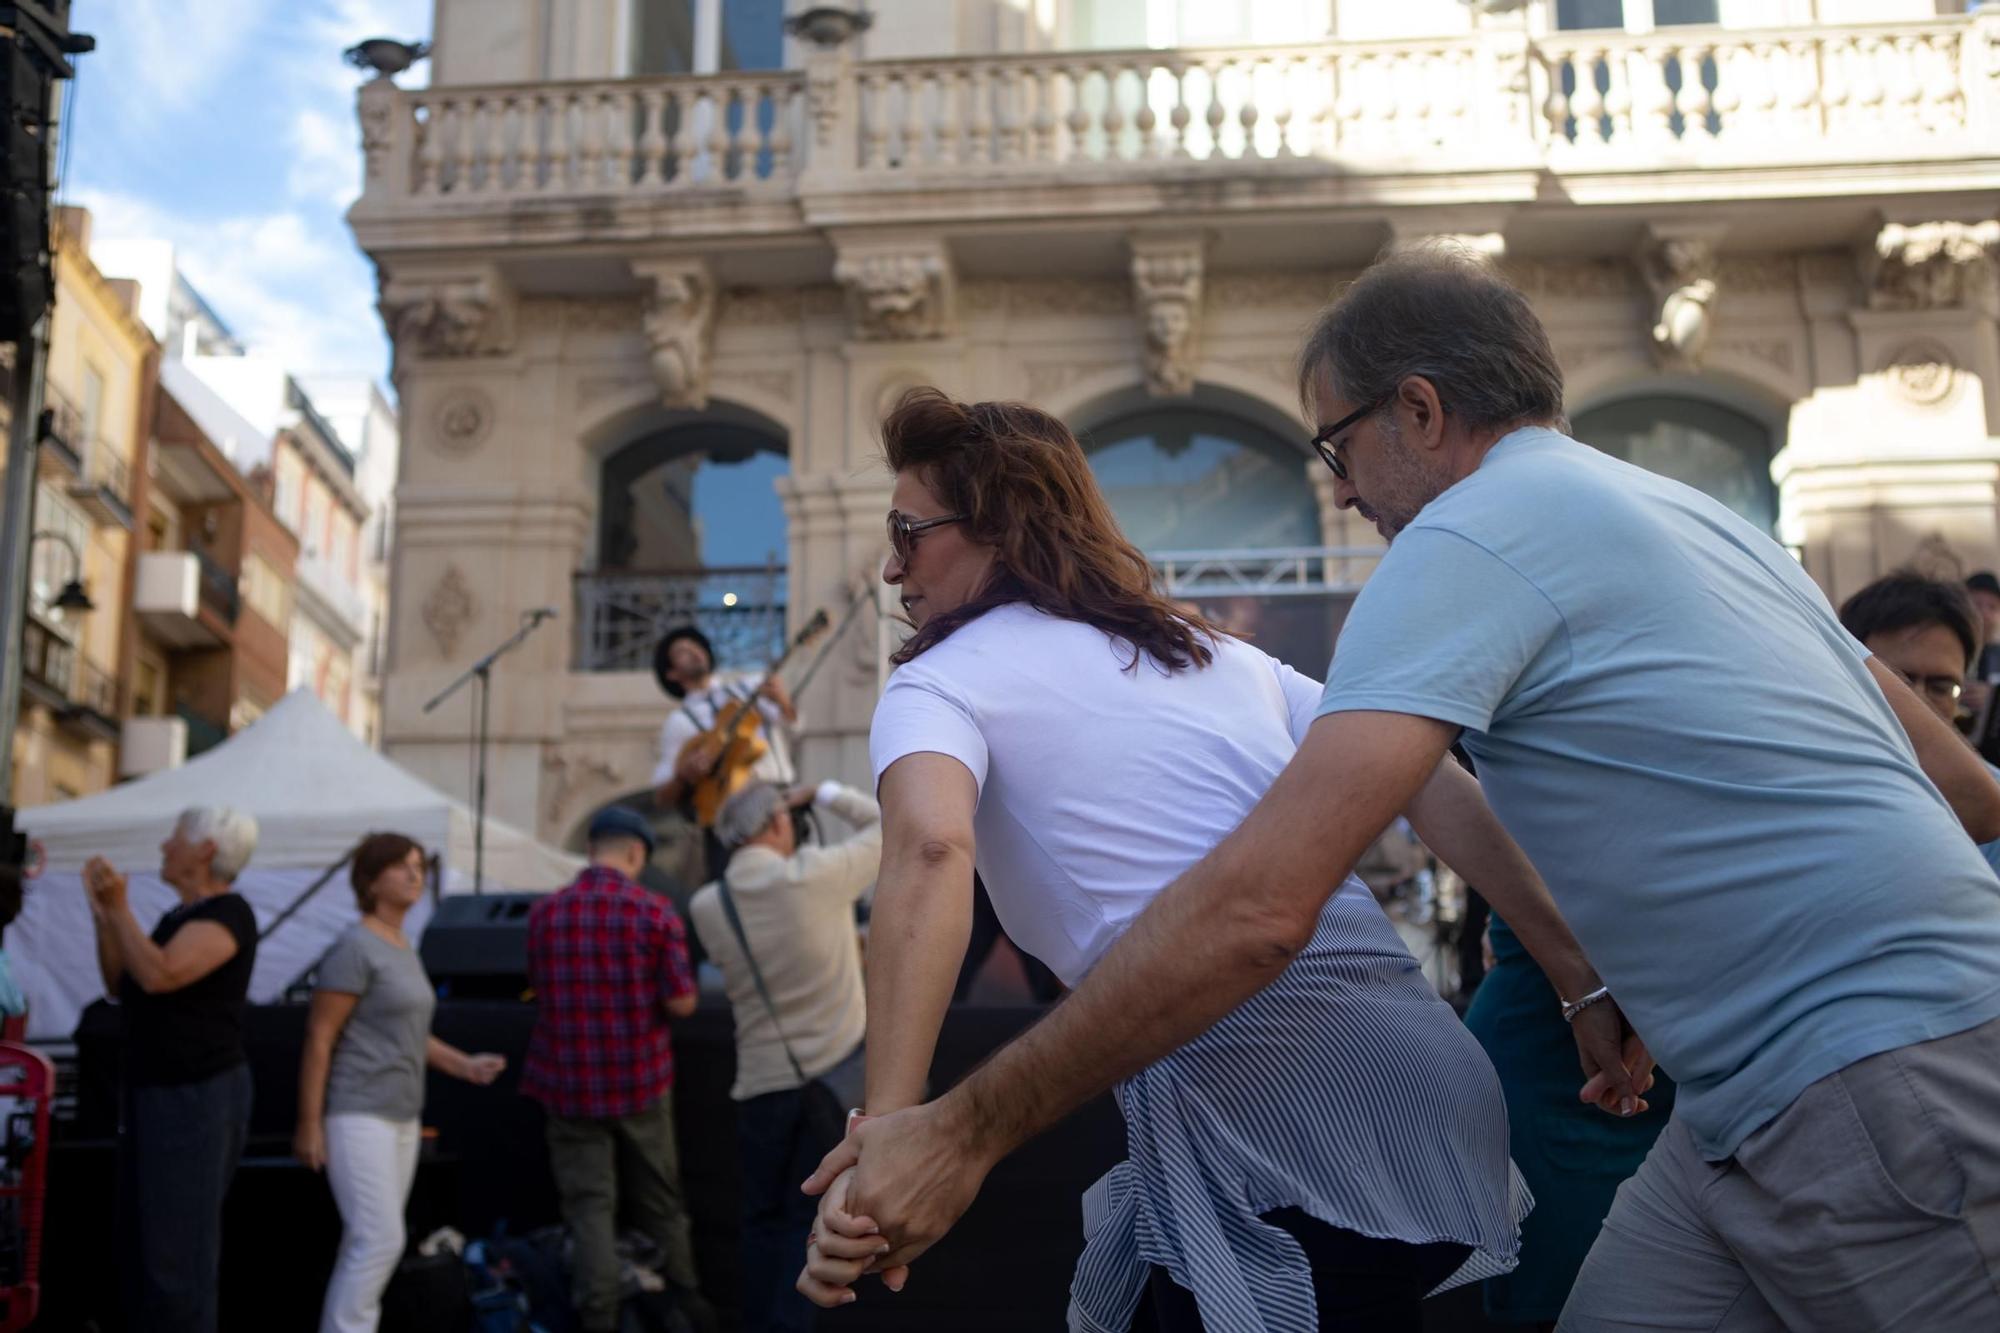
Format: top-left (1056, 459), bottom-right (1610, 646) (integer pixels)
top-left (93, 243), bottom-right (382, 745)
top-left (351, 0), bottom-right (2000, 847)
top-left (126, 381), bottom-right (300, 772)
top-left (5, 211), bottom-right (153, 804)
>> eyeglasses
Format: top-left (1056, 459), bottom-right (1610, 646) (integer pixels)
top-left (1309, 396), bottom-right (1391, 481)
top-left (887, 509), bottom-right (967, 562)
top-left (1894, 666), bottom-right (1965, 706)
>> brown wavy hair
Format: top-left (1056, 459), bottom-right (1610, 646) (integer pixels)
top-left (883, 387), bottom-right (1222, 671)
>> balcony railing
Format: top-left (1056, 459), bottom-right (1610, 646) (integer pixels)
top-left (1150, 545), bottom-right (1383, 598)
top-left (191, 546), bottom-right (240, 625)
top-left (575, 567), bottom-right (787, 674)
top-left (37, 384), bottom-right (83, 471)
top-left (356, 13), bottom-right (1998, 219)
top-left (69, 442), bottom-right (134, 528)
top-left (22, 614), bottom-right (120, 734)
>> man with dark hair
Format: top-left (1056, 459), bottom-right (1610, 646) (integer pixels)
top-left (1841, 570), bottom-right (2000, 875)
top-left (1962, 572), bottom-right (2000, 731)
top-left (1839, 571), bottom-right (1980, 727)
top-left (810, 243), bottom-right (2000, 1332)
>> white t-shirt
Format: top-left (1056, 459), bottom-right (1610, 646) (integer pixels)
top-left (869, 603), bottom-right (1330, 986)
top-left (653, 673), bottom-right (797, 788)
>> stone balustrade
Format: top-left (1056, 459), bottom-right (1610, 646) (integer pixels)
top-left (354, 13), bottom-right (1996, 220)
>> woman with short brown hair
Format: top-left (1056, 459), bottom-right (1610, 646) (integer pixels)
top-left (296, 833), bottom-right (507, 1333)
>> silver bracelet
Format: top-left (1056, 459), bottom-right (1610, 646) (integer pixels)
top-left (1561, 985), bottom-right (1612, 1024)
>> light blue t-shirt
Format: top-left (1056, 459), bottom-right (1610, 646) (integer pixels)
top-left (1319, 427), bottom-right (2000, 1159)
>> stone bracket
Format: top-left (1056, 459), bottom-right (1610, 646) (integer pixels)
top-left (1130, 233), bottom-right (1208, 398)
top-left (1860, 218), bottom-right (2000, 317)
top-left (631, 257), bottom-right (719, 409)
top-left (1637, 222), bottom-right (1727, 371)
top-left (833, 237), bottom-right (957, 341)
top-left (378, 262), bottom-right (517, 370)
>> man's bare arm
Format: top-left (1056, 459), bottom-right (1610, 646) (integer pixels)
top-left (944, 710), bottom-right (1457, 1160)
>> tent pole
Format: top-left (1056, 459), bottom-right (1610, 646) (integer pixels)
top-left (259, 852), bottom-right (356, 942)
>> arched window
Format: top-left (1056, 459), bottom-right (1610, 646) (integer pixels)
top-left (584, 421), bottom-right (789, 672)
top-left (1080, 406), bottom-right (1337, 674)
top-left (1571, 395), bottom-right (1776, 532)
top-left (1081, 408), bottom-right (1320, 552)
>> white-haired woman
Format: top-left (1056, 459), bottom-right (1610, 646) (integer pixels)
top-left (85, 806), bottom-right (262, 1333)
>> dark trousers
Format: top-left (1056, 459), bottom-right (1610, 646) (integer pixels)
top-left (735, 1085), bottom-right (838, 1333)
top-left (1140, 1209), bottom-right (1472, 1333)
top-left (116, 1062), bottom-right (253, 1333)
top-left (545, 1096), bottom-right (702, 1333)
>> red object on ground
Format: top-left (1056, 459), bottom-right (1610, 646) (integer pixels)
top-left (0, 1041), bottom-right (54, 1333)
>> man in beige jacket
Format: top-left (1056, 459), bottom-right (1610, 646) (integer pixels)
top-left (688, 780), bottom-right (880, 1333)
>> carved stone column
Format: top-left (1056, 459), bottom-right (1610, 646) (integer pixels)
top-left (377, 262), bottom-right (517, 386)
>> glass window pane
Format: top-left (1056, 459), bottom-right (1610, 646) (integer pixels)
top-left (1083, 409), bottom-right (1319, 551)
top-left (1556, 0), bottom-right (1626, 30)
top-left (719, 0), bottom-right (786, 72)
top-left (1571, 396), bottom-right (1774, 531)
top-left (637, 0), bottom-right (696, 75)
top-left (1654, 0), bottom-right (1719, 24)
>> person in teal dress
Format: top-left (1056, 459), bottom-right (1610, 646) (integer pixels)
top-left (1463, 912), bottom-right (1675, 1328)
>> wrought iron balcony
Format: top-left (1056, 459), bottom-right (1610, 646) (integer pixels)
top-left (69, 442), bottom-right (134, 529)
top-left (575, 566), bottom-right (788, 675)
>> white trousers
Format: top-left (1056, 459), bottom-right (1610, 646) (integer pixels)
top-left (320, 1113), bottom-right (421, 1333)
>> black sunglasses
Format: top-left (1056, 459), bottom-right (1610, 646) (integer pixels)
top-left (887, 509), bottom-right (967, 561)
top-left (1310, 396), bottom-right (1391, 481)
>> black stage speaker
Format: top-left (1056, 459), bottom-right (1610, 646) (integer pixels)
top-left (419, 892), bottom-right (538, 997)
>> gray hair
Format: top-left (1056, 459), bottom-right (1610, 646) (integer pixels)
top-left (175, 806), bottom-right (259, 882)
top-left (716, 783), bottom-right (786, 850)
top-left (1297, 241), bottom-right (1567, 434)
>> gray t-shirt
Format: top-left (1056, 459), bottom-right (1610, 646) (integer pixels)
top-left (317, 924), bottom-right (437, 1122)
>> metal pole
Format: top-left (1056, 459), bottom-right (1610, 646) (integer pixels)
top-left (474, 665), bottom-right (488, 894)
top-left (0, 316), bottom-right (51, 808)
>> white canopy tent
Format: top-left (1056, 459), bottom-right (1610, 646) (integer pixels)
top-left (10, 689), bottom-right (583, 1039)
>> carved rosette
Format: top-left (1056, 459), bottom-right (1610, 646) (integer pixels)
top-left (1863, 220), bottom-right (2000, 313)
top-left (423, 564), bottom-right (477, 658)
top-left (633, 259), bottom-right (717, 409)
top-left (1880, 338), bottom-right (1961, 408)
top-left (430, 386), bottom-right (494, 457)
top-left (379, 266), bottom-right (515, 368)
top-left (1637, 230), bottom-right (1722, 371)
top-left (834, 244), bottom-right (956, 341)
top-left (1130, 236), bottom-right (1207, 399)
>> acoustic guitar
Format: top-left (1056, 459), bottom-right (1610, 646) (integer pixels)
top-left (676, 608), bottom-right (831, 827)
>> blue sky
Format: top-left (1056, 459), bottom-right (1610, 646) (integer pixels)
top-left (63, 0), bottom-right (433, 391)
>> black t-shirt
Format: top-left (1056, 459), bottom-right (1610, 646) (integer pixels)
top-left (120, 893), bottom-right (258, 1086)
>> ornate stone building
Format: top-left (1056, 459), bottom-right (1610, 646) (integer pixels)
top-left (349, 0), bottom-right (2000, 850)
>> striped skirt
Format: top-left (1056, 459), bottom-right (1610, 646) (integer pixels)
top-left (1068, 879), bottom-right (1530, 1331)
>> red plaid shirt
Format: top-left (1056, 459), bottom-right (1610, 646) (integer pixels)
top-left (520, 866), bottom-right (697, 1119)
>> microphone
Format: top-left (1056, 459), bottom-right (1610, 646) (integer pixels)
top-left (524, 607), bottom-right (559, 623)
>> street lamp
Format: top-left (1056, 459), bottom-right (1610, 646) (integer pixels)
top-left (29, 531), bottom-right (93, 615)
top-left (343, 37), bottom-right (431, 79)
top-left (784, 6), bottom-right (873, 48)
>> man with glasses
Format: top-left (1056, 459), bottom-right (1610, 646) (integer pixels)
top-left (1840, 570), bottom-right (2000, 873)
top-left (811, 243), bottom-right (2000, 1332)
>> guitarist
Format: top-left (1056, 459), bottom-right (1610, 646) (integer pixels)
top-left (652, 624), bottom-right (800, 878)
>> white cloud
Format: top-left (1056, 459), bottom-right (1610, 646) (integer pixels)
top-left (84, 0), bottom-right (270, 114)
top-left (289, 105), bottom-right (361, 210)
top-left (75, 183), bottom-right (387, 379)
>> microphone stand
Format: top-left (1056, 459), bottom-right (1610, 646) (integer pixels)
top-left (422, 609), bottom-right (557, 894)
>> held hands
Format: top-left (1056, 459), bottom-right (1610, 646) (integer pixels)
top-left (785, 783), bottom-right (819, 810)
top-left (795, 1100), bottom-right (1000, 1307)
top-left (1571, 997), bottom-right (1656, 1117)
